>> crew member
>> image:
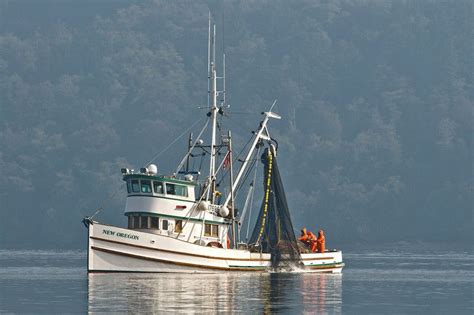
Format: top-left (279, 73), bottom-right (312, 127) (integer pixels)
top-left (316, 230), bottom-right (325, 253)
top-left (298, 227), bottom-right (317, 252)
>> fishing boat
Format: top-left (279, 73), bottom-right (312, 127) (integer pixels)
top-left (83, 18), bottom-right (344, 273)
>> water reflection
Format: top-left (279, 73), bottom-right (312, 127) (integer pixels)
top-left (88, 272), bottom-right (342, 313)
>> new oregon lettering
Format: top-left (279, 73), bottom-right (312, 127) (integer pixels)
top-left (102, 229), bottom-right (139, 240)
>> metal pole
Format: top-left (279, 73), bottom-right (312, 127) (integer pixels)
top-left (222, 115), bottom-right (268, 208)
top-left (185, 132), bottom-right (193, 173)
top-left (222, 104), bottom-right (280, 209)
top-left (228, 130), bottom-right (236, 248)
top-left (207, 25), bottom-right (218, 203)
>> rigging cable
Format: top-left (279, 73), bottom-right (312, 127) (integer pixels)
top-left (176, 181), bottom-right (212, 240)
top-left (215, 131), bottom-right (254, 187)
top-left (234, 151), bottom-right (259, 200)
top-left (174, 117), bottom-right (210, 175)
top-left (87, 182), bottom-right (125, 221)
top-left (89, 117), bottom-right (206, 220)
top-left (238, 146), bottom-right (260, 242)
top-left (196, 152), bottom-right (205, 181)
top-left (144, 117), bottom-right (206, 166)
top-left (245, 146), bottom-right (260, 241)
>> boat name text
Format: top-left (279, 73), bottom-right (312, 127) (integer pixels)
top-left (102, 229), bottom-right (139, 240)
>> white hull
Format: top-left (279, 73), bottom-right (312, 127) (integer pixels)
top-left (87, 222), bottom-right (344, 273)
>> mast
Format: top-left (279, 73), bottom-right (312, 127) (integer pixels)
top-left (207, 23), bottom-right (218, 203)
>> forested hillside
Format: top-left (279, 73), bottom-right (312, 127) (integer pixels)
top-left (0, 0), bottom-right (472, 248)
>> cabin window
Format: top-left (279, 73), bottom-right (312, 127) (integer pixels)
top-left (133, 215), bottom-right (140, 229)
top-left (128, 216), bottom-right (133, 228)
top-left (175, 220), bottom-right (183, 233)
top-left (165, 183), bottom-right (175, 195)
top-left (131, 180), bottom-right (140, 193)
top-left (204, 223), bottom-right (218, 237)
top-left (127, 181), bottom-right (132, 193)
top-left (153, 181), bottom-right (164, 194)
top-left (166, 183), bottom-right (188, 197)
top-left (150, 217), bottom-right (159, 229)
top-left (175, 185), bottom-right (188, 197)
top-left (141, 180), bottom-right (152, 193)
top-left (140, 216), bottom-right (149, 229)
top-left (162, 219), bottom-right (169, 230)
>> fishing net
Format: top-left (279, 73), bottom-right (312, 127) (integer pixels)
top-left (249, 148), bottom-right (303, 271)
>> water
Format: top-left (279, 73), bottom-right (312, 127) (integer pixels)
top-left (0, 246), bottom-right (472, 314)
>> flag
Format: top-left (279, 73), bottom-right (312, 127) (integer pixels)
top-left (223, 151), bottom-right (231, 169)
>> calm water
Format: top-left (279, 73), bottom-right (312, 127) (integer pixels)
top-left (0, 246), bottom-right (472, 314)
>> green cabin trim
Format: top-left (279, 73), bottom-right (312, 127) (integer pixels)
top-left (123, 174), bottom-right (197, 186)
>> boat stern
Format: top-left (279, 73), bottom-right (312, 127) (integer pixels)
top-left (301, 249), bottom-right (344, 273)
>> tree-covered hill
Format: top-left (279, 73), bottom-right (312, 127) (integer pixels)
top-left (0, 0), bottom-right (472, 248)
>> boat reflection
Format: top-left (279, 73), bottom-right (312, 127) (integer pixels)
top-left (300, 272), bottom-right (342, 314)
top-left (88, 272), bottom-right (342, 313)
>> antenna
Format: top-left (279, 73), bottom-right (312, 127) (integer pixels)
top-left (207, 12), bottom-right (211, 108)
top-left (222, 53), bottom-right (226, 106)
top-left (213, 24), bottom-right (216, 70)
top-left (222, 7), bottom-right (226, 108)
top-left (269, 99), bottom-right (277, 112)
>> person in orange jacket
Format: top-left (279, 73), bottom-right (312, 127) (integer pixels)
top-left (298, 227), bottom-right (317, 252)
top-left (316, 230), bottom-right (325, 253)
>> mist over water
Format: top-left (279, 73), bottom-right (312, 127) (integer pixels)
top-left (1, 246), bottom-right (472, 313)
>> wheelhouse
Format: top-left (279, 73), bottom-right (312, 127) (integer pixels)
top-left (121, 173), bottom-right (227, 245)
top-left (123, 174), bottom-right (196, 201)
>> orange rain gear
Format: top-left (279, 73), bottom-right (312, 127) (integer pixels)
top-left (298, 228), bottom-right (307, 242)
top-left (316, 230), bottom-right (325, 253)
top-left (298, 228), bottom-right (317, 252)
